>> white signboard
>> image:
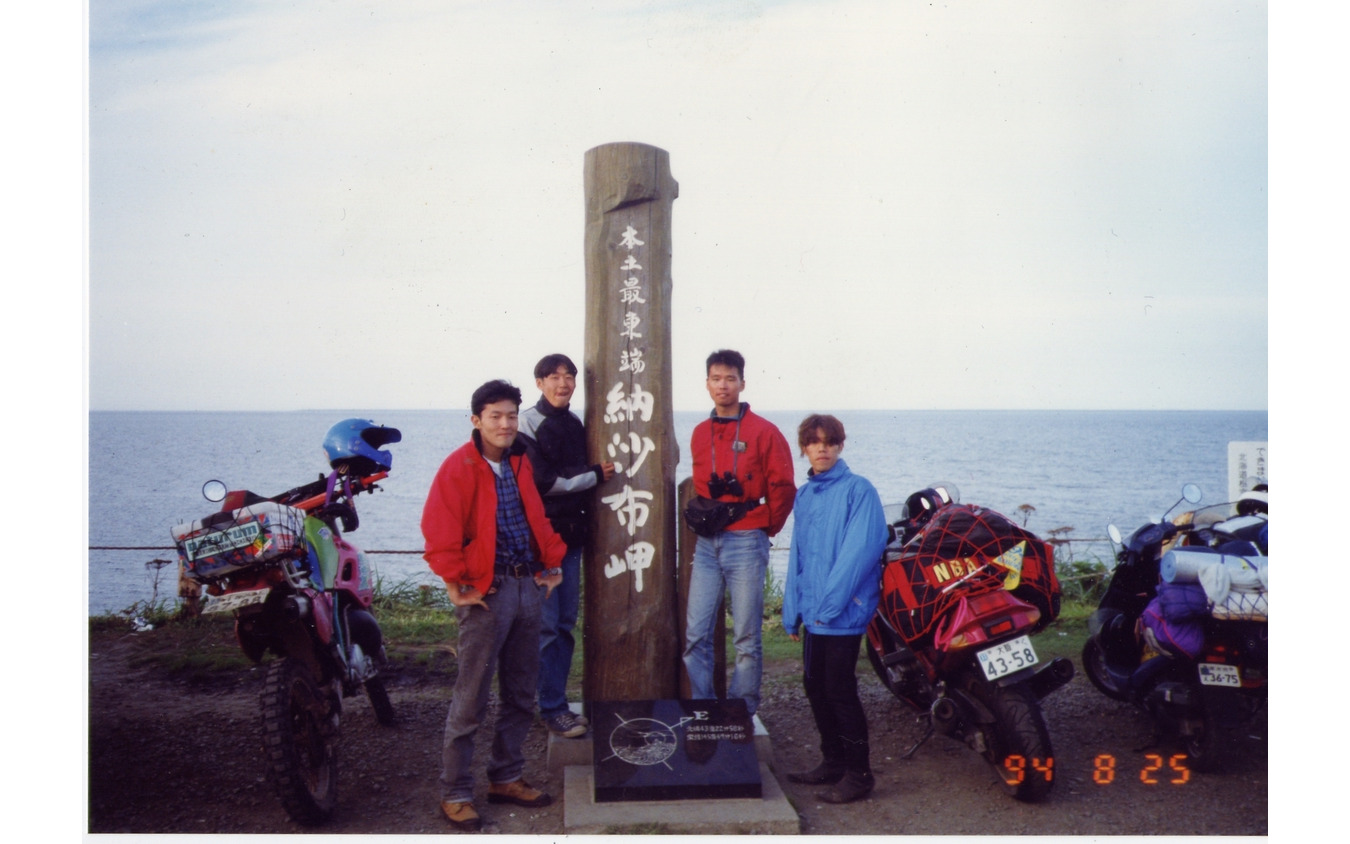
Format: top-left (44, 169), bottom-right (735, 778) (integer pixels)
top-left (1228, 441), bottom-right (1268, 502)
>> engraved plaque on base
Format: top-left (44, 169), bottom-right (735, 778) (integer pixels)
top-left (590, 699), bottom-right (762, 802)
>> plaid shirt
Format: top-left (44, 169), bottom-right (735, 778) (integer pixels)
top-left (493, 458), bottom-right (534, 569)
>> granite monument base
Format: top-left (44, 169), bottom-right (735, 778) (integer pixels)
top-left (590, 698), bottom-right (761, 803)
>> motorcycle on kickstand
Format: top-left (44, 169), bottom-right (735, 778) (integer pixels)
top-left (864, 484), bottom-right (1074, 802)
top-left (170, 419), bottom-right (402, 825)
top-left (1081, 484), bottom-right (1268, 772)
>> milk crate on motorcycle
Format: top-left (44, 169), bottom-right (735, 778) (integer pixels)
top-left (171, 501), bottom-right (308, 583)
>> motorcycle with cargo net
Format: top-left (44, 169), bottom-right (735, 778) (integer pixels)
top-left (170, 419), bottom-right (401, 825)
top-left (864, 484), bottom-right (1073, 802)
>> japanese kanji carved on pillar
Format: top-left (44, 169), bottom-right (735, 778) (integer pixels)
top-left (582, 143), bottom-right (680, 702)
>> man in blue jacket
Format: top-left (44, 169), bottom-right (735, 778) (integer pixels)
top-left (782, 414), bottom-right (888, 803)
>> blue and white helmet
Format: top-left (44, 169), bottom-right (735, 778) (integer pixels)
top-left (322, 419), bottom-right (401, 474)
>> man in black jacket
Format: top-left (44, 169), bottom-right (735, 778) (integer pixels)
top-left (518, 354), bottom-right (614, 738)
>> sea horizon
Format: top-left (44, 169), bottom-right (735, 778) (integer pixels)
top-left (88, 408), bottom-right (1267, 616)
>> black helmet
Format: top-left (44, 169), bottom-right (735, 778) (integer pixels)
top-left (902, 483), bottom-right (960, 529)
top-left (322, 419), bottom-right (401, 475)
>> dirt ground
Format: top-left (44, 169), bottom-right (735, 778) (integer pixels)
top-left (88, 626), bottom-right (1268, 836)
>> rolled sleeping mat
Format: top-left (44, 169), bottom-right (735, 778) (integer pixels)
top-left (1160, 549), bottom-right (1267, 586)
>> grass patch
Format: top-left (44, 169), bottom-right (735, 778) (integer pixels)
top-left (90, 576), bottom-right (461, 678)
top-left (1032, 597), bottom-right (1093, 661)
top-left (370, 576), bottom-right (459, 648)
top-left (89, 574), bottom-right (1098, 690)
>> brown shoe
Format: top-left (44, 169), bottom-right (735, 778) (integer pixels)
top-left (786, 761), bottom-right (844, 785)
top-left (487, 778), bottom-right (552, 808)
top-left (441, 800), bottom-right (482, 831)
top-left (818, 770), bottom-right (874, 804)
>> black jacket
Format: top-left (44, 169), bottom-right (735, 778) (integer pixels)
top-left (518, 397), bottom-right (605, 548)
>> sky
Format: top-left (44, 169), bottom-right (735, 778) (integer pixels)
top-left (80, 0), bottom-right (1272, 413)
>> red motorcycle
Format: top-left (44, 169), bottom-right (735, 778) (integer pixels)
top-left (171, 419), bottom-right (400, 824)
top-left (864, 485), bottom-right (1073, 802)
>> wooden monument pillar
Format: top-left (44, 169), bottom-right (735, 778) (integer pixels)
top-left (582, 143), bottom-right (680, 702)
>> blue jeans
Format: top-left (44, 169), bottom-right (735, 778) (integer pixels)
top-left (440, 575), bottom-right (543, 802)
top-left (537, 545), bottom-right (582, 719)
top-left (683, 529), bottom-right (771, 715)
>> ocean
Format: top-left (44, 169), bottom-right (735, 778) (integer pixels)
top-left (87, 409), bottom-right (1267, 616)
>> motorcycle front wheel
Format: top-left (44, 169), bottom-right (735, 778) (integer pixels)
top-left (1081, 638), bottom-right (1132, 702)
top-left (364, 677), bottom-right (395, 726)
top-left (965, 672), bottom-right (1056, 802)
top-left (260, 657), bottom-right (338, 825)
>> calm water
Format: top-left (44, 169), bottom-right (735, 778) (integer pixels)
top-left (87, 409), bottom-right (1267, 616)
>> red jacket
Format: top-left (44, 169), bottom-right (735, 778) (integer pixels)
top-left (422, 432), bottom-right (567, 595)
top-left (691, 403), bottom-right (796, 536)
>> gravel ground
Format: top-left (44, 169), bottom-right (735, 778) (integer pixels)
top-left (88, 626), bottom-right (1267, 835)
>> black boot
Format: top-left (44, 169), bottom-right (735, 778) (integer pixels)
top-left (817, 769), bottom-right (874, 803)
top-left (786, 760), bottom-right (844, 785)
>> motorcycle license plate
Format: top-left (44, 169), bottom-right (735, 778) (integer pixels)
top-left (202, 587), bottom-right (271, 615)
top-left (1198, 662), bottom-right (1241, 687)
top-left (977, 635), bottom-right (1039, 681)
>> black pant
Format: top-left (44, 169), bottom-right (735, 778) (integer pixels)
top-left (802, 631), bottom-right (870, 772)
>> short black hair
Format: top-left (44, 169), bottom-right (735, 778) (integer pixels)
top-left (706, 349), bottom-right (745, 378)
top-left (471, 380), bottom-right (523, 417)
top-left (534, 353), bottom-right (578, 380)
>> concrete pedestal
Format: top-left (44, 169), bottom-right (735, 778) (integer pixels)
top-left (561, 763), bottom-right (799, 835)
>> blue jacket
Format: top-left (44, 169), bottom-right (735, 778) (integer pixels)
top-left (782, 458), bottom-right (888, 637)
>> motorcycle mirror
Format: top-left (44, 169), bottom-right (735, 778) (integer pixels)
top-left (1107, 524), bottom-right (1122, 545)
top-left (1160, 483), bottom-right (1203, 522)
top-left (202, 479), bottom-right (228, 502)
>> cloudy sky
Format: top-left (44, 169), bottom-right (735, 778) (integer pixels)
top-left (85, 0), bottom-right (1269, 412)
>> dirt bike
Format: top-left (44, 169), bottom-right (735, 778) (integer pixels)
top-left (170, 419), bottom-right (401, 825)
top-left (864, 485), bottom-right (1073, 802)
top-left (1082, 484), bottom-right (1268, 772)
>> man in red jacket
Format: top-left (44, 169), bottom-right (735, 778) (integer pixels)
top-left (422, 379), bottom-right (568, 831)
top-left (683, 350), bottom-right (796, 716)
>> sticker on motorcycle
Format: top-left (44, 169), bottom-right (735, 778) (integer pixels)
top-left (977, 635), bottom-right (1039, 681)
top-left (923, 541), bottom-right (1027, 590)
top-left (183, 521), bottom-right (262, 561)
top-left (1197, 662), bottom-right (1240, 687)
top-left (924, 555), bottom-right (983, 587)
top-left (992, 541), bottom-right (1026, 590)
